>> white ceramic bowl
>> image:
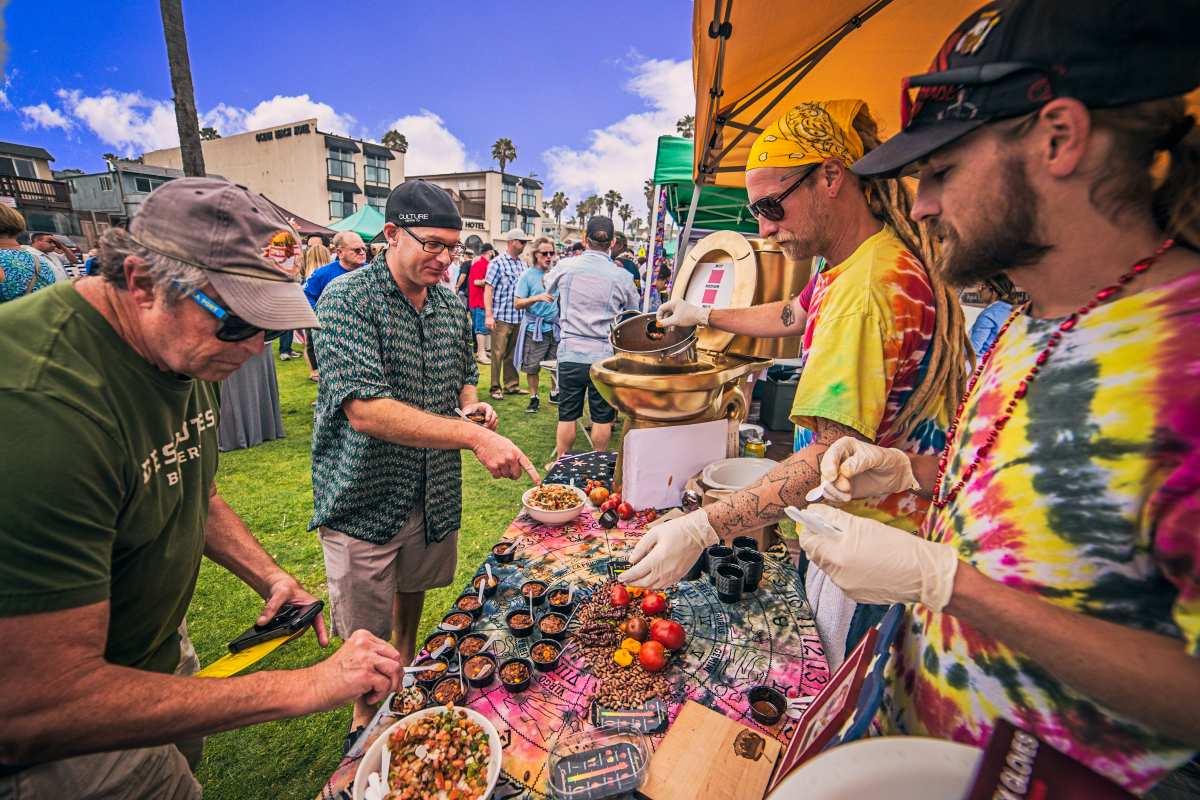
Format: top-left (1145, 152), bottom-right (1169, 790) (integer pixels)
top-left (352, 706), bottom-right (503, 800)
top-left (770, 737), bottom-right (981, 799)
top-left (702, 457), bottom-right (779, 491)
top-left (522, 483), bottom-right (587, 525)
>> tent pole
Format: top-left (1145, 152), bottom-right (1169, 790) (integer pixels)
top-left (643, 184), bottom-right (663, 310)
top-left (674, 187), bottom-right (702, 273)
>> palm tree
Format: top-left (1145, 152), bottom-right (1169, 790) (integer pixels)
top-left (491, 138), bottom-right (517, 174)
top-left (382, 130), bottom-right (408, 153)
top-left (603, 189), bottom-right (622, 217)
top-left (159, 0), bottom-right (205, 177)
top-left (198, 126), bottom-right (220, 140)
top-left (546, 191), bottom-right (568, 239)
top-left (643, 178), bottom-right (657, 227)
top-left (574, 201), bottom-right (589, 230)
top-left (676, 114), bottom-right (695, 139)
top-left (617, 203), bottom-right (633, 232)
top-left (585, 194), bottom-right (603, 219)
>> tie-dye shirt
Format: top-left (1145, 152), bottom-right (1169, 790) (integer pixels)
top-left (884, 271), bottom-right (1200, 794)
top-left (791, 226), bottom-right (948, 532)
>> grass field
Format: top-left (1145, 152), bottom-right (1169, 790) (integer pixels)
top-left (192, 354), bottom-right (598, 799)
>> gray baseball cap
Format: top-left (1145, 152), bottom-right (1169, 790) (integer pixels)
top-left (130, 178), bottom-right (319, 330)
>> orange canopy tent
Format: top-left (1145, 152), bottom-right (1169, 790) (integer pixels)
top-left (692, 0), bottom-right (984, 187)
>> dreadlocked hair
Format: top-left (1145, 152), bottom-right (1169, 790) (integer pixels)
top-left (852, 106), bottom-right (972, 441)
top-left (1088, 96), bottom-right (1199, 252)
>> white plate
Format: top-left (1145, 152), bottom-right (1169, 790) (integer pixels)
top-left (353, 706), bottom-right (503, 800)
top-left (702, 457), bottom-right (778, 491)
top-left (769, 737), bottom-right (981, 800)
top-left (522, 484), bottom-right (587, 525)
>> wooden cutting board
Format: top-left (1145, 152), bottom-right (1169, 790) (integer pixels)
top-left (640, 701), bottom-right (781, 800)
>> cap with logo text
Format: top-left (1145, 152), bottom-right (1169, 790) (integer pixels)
top-left (385, 180), bottom-right (463, 230)
top-left (852, 0), bottom-right (1200, 178)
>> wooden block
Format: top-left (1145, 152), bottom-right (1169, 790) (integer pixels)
top-left (640, 701), bottom-right (781, 800)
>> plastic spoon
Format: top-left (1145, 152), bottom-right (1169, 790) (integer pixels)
top-left (804, 485), bottom-right (825, 503)
top-left (784, 506), bottom-right (844, 536)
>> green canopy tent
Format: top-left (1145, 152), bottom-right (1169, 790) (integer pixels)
top-left (328, 205), bottom-right (385, 242)
top-left (653, 135), bottom-right (757, 234)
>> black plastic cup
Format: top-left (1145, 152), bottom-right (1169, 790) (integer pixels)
top-left (536, 612), bottom-right (570, 641)
top-left (499, 657), bottom-right (533, 692)
top-left (506, 609), bottom-right (535, 638)
top-left (410, 658), bottom-right (450, 689)
top-left (529, 639), bottom-right (563, 672)
top-left (439, 611), bottom-right (474, 634)
top-left (471, 572), bottom-right (499, 597)
top-left (455, 632), bottom-right (489, 659)
top-left (747, 686), bottom-right (786, 725)
top-left (547, 588), bottom-right (575, 615)
top-left (462, 653), bottom-right (498, 688)
top-left (732, 535), bottom-right (759, 552)
top-left (431, 675), bottom-right (467, 706)
top-left (684, 552), bottom-right (706, 581)
top-left (521, 580), bottom-right (548, 606)
top-left (491, 541), bottom-right (516, 563)
top-left (707, 545), bottom-right (734, 585)
top-left (715, 563), bottom-right (745, 603)
top-left (421, 631), bottom-right (457, 658)
top-left (454, 593), bottom-right (485, 619)
top-left (735, 548), bottom-right (765, 592)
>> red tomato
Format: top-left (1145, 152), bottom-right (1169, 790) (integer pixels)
top-left (639, 640), bottom-right (667, 672)
top-left (600, 499), bottom-right (617, 513)
top-left (609, 584), bottom-right (630, 608)
top-left (617, 502), bottom-right (634, 520)
top-left (609, 493), bottom-right (622, 506)
top-left (650, 618), bottom-right (686, 651)
top-left (640, 592), bottom-right (666, 616)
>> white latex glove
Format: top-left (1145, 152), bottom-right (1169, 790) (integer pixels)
top-left (811, 437), bottom-right (919, 505)
top-left (620, 508), bottom-right (719, 589)
top-left (792, 504), bottom-right (959, 611)
top-left (657, 298), bottom-right (711, 328)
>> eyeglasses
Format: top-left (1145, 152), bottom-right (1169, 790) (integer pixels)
top-left (400, 226), bottom-right (465, 257)
top-left (536, 250), bottom-right (554, 257)
top-left (343, 246), bottom-right (367, 254)
top-left (747, 163), bottom-right (820, 221)
top-left (179, 284), bottom-right (283, 343)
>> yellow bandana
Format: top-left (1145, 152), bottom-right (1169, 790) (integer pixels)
top-left (746, 99), bottom-right (866, 172)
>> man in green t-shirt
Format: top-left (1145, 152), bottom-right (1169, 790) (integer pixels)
top-left (0, 179), bottom-right (403, 800)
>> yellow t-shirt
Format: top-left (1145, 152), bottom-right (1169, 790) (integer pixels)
top-left (790, 226), bottom-right (948, 531)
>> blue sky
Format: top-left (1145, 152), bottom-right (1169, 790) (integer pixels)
top-left (0, 0), bottom-right (695, 215)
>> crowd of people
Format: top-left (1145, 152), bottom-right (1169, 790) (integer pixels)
top-left (0, 0), bottom-right (1196, 798)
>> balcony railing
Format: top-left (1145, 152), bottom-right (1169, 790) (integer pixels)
top-left (327, 158), bottom-right (356, 180)
top-left (364, 165), bottom-right (390, 186)
top-left (0, 175), bottom-right (71, 211)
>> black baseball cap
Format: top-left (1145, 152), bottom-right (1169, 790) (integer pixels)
top-left (385, 180), bottom-right (463, 230)
top-left (853, 0), bottom-right (1200, 178)
top-left (586, 216), bottom-right (614, 244)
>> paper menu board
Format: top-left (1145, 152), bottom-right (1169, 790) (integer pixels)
top-left (622, 419), bottom-right (728, 510)
top-left (684, 260), bottom-right (737, 309)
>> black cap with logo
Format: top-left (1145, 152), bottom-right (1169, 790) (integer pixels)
top-left (586, 216), bottom-right (615, 244)
top-left (853, 0), bottom-right (1200, 178)
top-left (385, 179), bottom-right (463, 230)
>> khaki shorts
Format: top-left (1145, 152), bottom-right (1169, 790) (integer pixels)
top-left (0, 623), bottom-right (203, 800)
top-left (319, 510), bottom-right (458, 640)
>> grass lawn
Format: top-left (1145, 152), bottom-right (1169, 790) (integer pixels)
top-left (193, 355), bottom-right (600, 799)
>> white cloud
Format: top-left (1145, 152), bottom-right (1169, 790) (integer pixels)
top-left (56, 89), bottom-right (179, 155)
top-left (383, 110), bottom-right (480, 175)
top-left (543, 56), bottom-right (694, 219)
top-left (0, 90), bottom-right (11, 110)
top-left (202, 94), bottom-right (355, 136)
top-left (19, 102), bottom-right (73, 131)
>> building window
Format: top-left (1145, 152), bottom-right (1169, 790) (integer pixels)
top-left (500, 212), bottom-right (513, 231)
top-left (0, 157), bottom-right (37, 179)
top-left (327, 154), bottom-right (355, 180)
top-left (134, 177), bottom-right (152, 193)
top-left (274, 127), bottom-right (292, 139)
top-left (329, 191), bottom-right (356, 220)
top-left (521, 191), bottom-right (536, 209)
top-left (98, 176), bottom-right (113, 191)
top-left (293, 123), bottom-right (310, 135)
top-left (501, 187), bottom-right (517, 206)
top-left (364, 154), bottom-right (390, 186)
top-left (367, 196), bottom-right (386, 212)
top-left (523, 220), bottom-right (535, 236)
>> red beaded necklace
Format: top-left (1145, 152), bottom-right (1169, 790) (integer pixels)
top-left (931, 238), bottom-right (1177, 509)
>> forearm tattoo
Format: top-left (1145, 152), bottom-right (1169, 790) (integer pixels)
top-left (705, 418), bottom-right (865, 535)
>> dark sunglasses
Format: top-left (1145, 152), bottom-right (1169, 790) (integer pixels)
top-left (180, 284), bottom-right (284, 343)
top-left (343, 246), bottom-right (367, 254)
top-left (747, 163), bottom-right (820, 221)
top-left (400, 226), bottom-right (465, 257)
top-left (536, 250), bottom-right (554, 256)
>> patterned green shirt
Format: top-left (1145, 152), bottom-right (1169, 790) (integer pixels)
top-left (309, 256), bottom-right (478, 545)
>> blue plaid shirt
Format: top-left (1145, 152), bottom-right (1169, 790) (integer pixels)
top-left (484, 253), bottom-right (525, 325)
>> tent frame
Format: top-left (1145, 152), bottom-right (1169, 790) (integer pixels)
top-left (696, 0), bottom-right (895, 184)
